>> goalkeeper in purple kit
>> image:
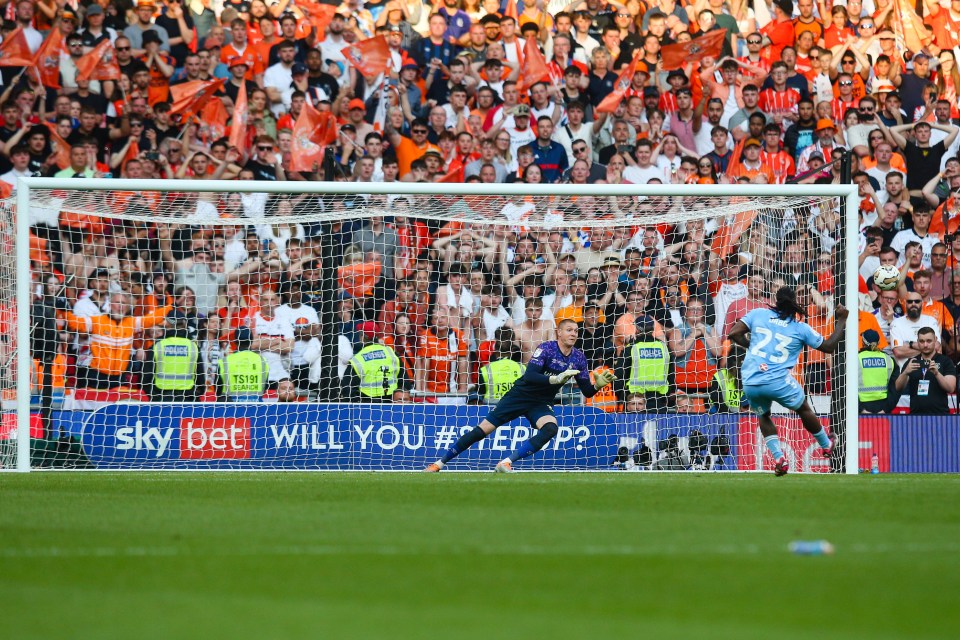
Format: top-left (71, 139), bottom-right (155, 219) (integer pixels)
top-left (425, 319), bottom-right (615, 472)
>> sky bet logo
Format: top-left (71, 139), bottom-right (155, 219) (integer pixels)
top-left (115, 419), bottom-right (250, 459)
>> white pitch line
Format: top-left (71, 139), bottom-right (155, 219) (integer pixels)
top-left (2, 542), bottom-right (957, 559)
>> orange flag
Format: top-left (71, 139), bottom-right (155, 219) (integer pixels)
top-left (436, 165), bottom-right (465, 183)
top-left (169, 78), bottom-right (226, 119)
top-left (228, 81), bottom-right (248, 152)
top-left (121, 139), bottom-right (140, 170)
top-left (75, 39), bottom-right (121, 82)
top-left (519, 37), bottom-right (549, 92)
top-left (297, 1), bottom-right (338, 38)
top-left (44, 123), bottom-right (71, 170)
top-left (710, 208), bottom-right (758, 259)
top-left (503, 0), bottom-right (518, 20)
top-left (891, 0), bottom-right (933, 54)
top-left (660, 29), bottom-right (726, 71)
top-left (596, 55), bottom-right (642, 114)
top-left (0, 27), bottom-right (33, 67)
top-left (290, 100), bottom-right (337, 172)
top-left (342, 35), bottom-right (391, 78)
top-left (199, 99), bottom-right (228, 142)
top-left (33, 29), bottom-right (63, 89)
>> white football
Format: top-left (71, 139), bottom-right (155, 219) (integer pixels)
top-left (873, 265), bottom-right (901, 291)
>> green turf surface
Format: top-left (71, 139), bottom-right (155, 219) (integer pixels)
top-left (1, 473), bottom-right (956, 639)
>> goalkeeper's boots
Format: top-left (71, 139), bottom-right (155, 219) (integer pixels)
top-left (773, 456), bottom-right (789, 477)
top-left (821, 433), bottom-right (837, 459)
top-left (423, 463), bottom-right (442, 472)
top-left (495, 460), bottom-right (514, 473)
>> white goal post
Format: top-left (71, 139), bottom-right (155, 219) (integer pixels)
top-left (9, 178), bottom-right (860, 473)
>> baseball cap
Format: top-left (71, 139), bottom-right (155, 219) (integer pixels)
top-left (356, 321), bottom-right (378, 339)
top-left (291, 62), bottom-right (307, 75)
top-left (644, 86), bottom-right (660, 97)
top-left (635, 314), bottom-right (656, 333)
top-left (602, 255), bottom-right (622, 267)
top-left (666, 69), bottom-right (687, 82)
top-left (142, 29), bottom-right (163, 45)
top-left (401, 61), bottom-right (419, 71)
top-left (816, 118), bottom-right (837, 131)
top-left (861, 329), bottom-right (881, 346)
top-left (228, 56), bottom-right (248, 69)
top-left (91, 268), bottom-right (110, 279)
top-left (422, 149), bottom-right (443, 159)
top-left (511, 104), bottom-right (531, 116)
top-left (385, 24), bottom-right (401, 32)
top-left (348, 98), bottom-right (366, 111)
top-left (166, 309), bottom-right (189, 324)
top-left (872, 78), bottom-right (895, 93)
top-left (86, 4), bottom-right (104, 16)
top-left (61, 9), bottom-right (78, 21)
top-left (743, 137), bottom-right (762, 148)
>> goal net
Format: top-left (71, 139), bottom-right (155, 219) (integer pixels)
top-left (2, 179), bottom-right (858, 473)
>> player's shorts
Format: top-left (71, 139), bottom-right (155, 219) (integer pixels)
top-left (485, 394), bottom-right (556, 428)
top-left (743, 377), bottom-right (806, 416)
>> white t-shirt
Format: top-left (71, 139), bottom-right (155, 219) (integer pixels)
top-left (276, 303), bottom-right (320, 365)
top-left (890, 229), bottom-right (939, 268)
top-left (251, 311), bottom-right (295, 381)
top-left (889, 314), bottom-right (940, 367)
top-left (622, 164), bottom-right (665, 185)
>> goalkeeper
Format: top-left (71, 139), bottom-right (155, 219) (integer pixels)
top-left (425, 319), bottom-right (615, 473)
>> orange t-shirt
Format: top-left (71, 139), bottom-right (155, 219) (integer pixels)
top-left (416, 327), bottom-right (467, 393)
top-left (395, 135), bottom-right (439, 177)
top-left (221, 43), bottom-right (264, 81)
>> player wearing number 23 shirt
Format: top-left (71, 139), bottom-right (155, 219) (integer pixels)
top-left (729, 286), bottom-right (848, 476)
top-left (424, 319), bottom-right (616, 472)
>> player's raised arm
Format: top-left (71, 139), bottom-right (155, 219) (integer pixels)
top-left (728, 320), bottom-right (751, 349)
top-left (814, 304), bottom-right (849, 354)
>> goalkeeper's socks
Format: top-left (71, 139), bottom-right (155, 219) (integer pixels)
top-left (811, 428), bottom-right (832, 450)
top-left (440, 426), bottom-right (488, 464)
top-left (509, 424), bottom-right (558, 463)
top-left (764, 435), bottom-right (784, 462)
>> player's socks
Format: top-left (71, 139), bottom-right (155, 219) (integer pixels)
top-left (764, 435), bottom-right (784, 461)
top-left (439, 426), bottom-right (488, 464)
top-left (811, 428), bottom-right (832, 450)
top-left (509, 423), bottom-right (558, 463)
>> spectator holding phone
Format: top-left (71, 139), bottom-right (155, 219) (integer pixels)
top-left (893, 327), bottom-right (957, 415)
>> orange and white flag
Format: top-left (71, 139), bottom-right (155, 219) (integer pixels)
top-left (75, 39), bottom-right (120, 82)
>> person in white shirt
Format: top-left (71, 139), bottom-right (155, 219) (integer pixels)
top-left (623, 140), bottom-right (666, 184)
top-left (263, 40), bottom-right (297, 117)
top-left (276, 280), bottom-right (321, 390)
top-left (250, 288), bottom-right (295, 382)
top-left (0, 144), bottom-right (33, 188)
top-left (890, 208), bottom-right (940, 268)
top-left (318, 12), bottom-right (349, 66)
top-left (890, 293), bottom-right (940, 368)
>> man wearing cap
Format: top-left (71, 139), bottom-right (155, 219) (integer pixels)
top-left (263, 40), bottom-right (297, 116)
top-left (488, 103), bottom-right (536, 161)
top-left (223, 55), bottom-right (258, 106)
top-left (797, 118), bottom-right (840, 173)
top-left (342, 97), bottom-right (375, 141)
top-left (728, 137), bottom-right (775, 182)
top-left (124, 0), bottom-right (171, 55)
top-left (341, 321), bottom-right (403, 402)
top-left (857, 329), bottom-right (895, 413)
top-left (79, 4), bottom-right (117, 49)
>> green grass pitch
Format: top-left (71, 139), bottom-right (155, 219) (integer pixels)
top-left (1, 472), bottom-right (957, 639)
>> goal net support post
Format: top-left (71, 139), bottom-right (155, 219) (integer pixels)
top-left (9, 179), bottom-right (859, 473)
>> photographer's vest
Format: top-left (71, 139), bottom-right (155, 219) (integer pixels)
top-left (153, 337), bottom-right (199, 391)
top-left (350, 344), bottom-right (401, 398)
top-left (219, 350), bottom-right (269, 399)
top-left (585, 365), bottom-right (618, 412)
top-left (858, 350), bottom-right (893, 402)
top-left (711, 368), bottom-right (743, 410)
top-left (627, 340), bottom-right (669, 395)
top-left (480, 358), bottom-right (525, 403)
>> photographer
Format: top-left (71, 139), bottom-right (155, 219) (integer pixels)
top-left (893, 327), bottom-right (957, 415)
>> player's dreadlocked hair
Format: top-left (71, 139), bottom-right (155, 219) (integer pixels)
top-left (770, 286), bottom-right (806, 321)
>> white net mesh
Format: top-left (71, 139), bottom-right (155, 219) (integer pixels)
top-left (2, 181), bottom-right (854, 472)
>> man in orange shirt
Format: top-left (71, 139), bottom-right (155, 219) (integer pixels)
top-left (415, 305), bottom-right (469, 402)
top-left (66, 292), bottom-right (172, 389)
top-left (385, 116), bottom-right (440, 177)
top-left (221, 18), bottom-right (264, 84)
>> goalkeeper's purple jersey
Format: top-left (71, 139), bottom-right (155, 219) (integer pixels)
top-left (511, 341), bottom-right (593, 402)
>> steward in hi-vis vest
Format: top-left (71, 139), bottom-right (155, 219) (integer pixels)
top-left (617, 315), bottom-right (672, 411)
top-left (217, 327), bottom-right (269, 401)
top-left (144, 311), bottom-right (203, 401)
top-left (708, 343), bottom-right (747, 414)
top-left (858, 329), bottom-right (894, 414)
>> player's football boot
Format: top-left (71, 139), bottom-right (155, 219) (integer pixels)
top-left (773, 456), bottom-right (789, 477)
top-left (423, 463), bottom-right (442, 472)
top-left (821, 433), bottom-right (837, 458)
top-left (495, 460), bottom-right (514, 473)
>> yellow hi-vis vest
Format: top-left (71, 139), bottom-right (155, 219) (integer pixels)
top-left (219, 350), bottom-right (269, 398)
top-left (627, 340), bottom-right (669, 395)
top-left (858, 350), bottom-right (893, 402)
top-left (480, 358), bottom-right (526, 402)
top-left (350, 344), bottom-right (401, 398)
top-left (711, 368), bottom-right (743, 410)
top-left (153, 337), bottom-right (199, 391)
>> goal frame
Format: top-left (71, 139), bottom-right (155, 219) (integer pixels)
top-left (11, 178), bottom-right (861, 473)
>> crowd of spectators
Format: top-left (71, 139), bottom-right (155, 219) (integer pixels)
top-left (8, 0), bottom-right (960, 412)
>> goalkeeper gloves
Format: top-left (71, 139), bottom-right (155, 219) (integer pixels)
top-left (549, 369), bottom-right (580, 385)
top-left (593, 370), bottom-right (616, 389)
